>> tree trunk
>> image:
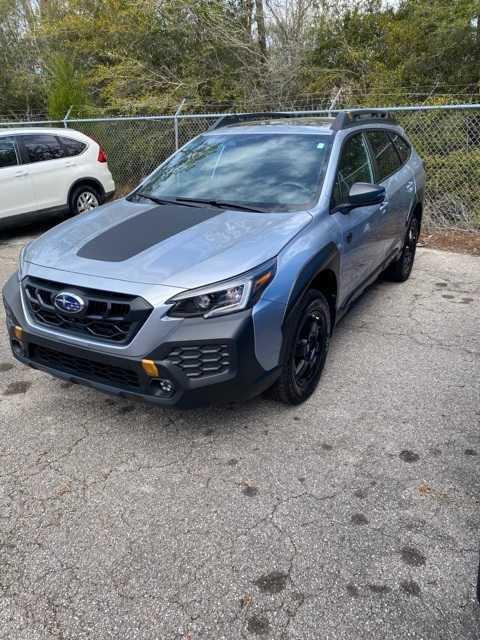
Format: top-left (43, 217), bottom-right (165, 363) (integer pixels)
top-left (255, 0), bottom-right (267, 56)
top-left (243, 0), bottom-right (254, 38)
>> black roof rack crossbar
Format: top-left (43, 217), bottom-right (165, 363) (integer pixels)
top-left (331, 110), bottom-right (398, 130)
top-left (209, 111), bottom-right (308, 130)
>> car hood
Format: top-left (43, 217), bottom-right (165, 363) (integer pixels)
top-left (26, 198), bottom-right (312, 288)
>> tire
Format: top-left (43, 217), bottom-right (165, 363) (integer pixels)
top-left (69, 184), bottom-right (101, 215)
top-left (269, 289), bottom-right (331, 405)
top-left (383, 215), bottom-right (420, 282)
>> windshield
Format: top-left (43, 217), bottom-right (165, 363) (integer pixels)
top-left (135, 132), bottom-right (332, 212)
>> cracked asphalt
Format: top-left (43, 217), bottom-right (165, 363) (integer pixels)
top-left (0, 223), bottom-right (479, 639)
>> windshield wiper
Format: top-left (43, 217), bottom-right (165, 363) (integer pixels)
top-left (174, 196), bottom-right (266, 213)
top-left (133, 192), bottom-right (266, 213)
top-left (133, 192), bottom-right (200, 208)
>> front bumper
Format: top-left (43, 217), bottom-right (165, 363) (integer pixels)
top-left (3, 273), bottom-right (280, 408)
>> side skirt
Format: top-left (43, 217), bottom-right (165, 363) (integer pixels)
top-left (335, 248), bottom-right (401, 325)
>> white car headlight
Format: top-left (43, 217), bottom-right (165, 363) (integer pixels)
top-left (166, 259), bottom-right (276, 319)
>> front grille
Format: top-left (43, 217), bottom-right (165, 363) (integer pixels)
top-left (31, 344), bottom-right (140, 389)
top-left (23, 277), bottom-right (152, 345)
top-left (167, 343), bottom-right (232, 378)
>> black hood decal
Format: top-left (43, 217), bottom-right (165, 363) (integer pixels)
top-left (77, 204), bottom-right (223, 262)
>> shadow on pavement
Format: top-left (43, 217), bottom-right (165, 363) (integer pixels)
top-left (0, 215), bottom-right (64, 244)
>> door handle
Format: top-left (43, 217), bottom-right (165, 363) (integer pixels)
top-left (379, 202), bottom-right (389, 213)
top-left (15, 170), bottom-right (28, 178)
top-left (65, 161), bottom-right (75, 167)
top-left (346, 231), bottom-right (353, 244)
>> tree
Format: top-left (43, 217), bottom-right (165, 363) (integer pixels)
top-left (255, 0), bottom-right (267, 55)
top-left (46, 55), bottom-right (90, 118)
top-left (0, 0), bottom-right (44, 117)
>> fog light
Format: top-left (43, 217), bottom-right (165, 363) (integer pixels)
top-left (159, 379), bottom-right (175, 394)
top-left (11, 339), bottom-right (25, 357)
top-left (150, 378), bottom-right (176, 398)
top-left (14, 325), bottom-right (24, 341)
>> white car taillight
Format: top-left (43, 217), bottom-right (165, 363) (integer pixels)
top-left (97, 146), bottom-right (108, 163)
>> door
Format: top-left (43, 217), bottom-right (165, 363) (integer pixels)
top-left (0, 136), bottom-right (35, 221)
top-left (17, 133), bottom-right (71, 210)
top-left (389, 132), bottom-right (416, 246)
top-left (331, 132), bottom-right (385, 302)
top-left (365, 130), bottom-right (415, 257)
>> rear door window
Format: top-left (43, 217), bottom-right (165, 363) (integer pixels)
top-left (59, 136), bottom-right (87, 157)
top-left (366, 130), bottom-right (402, 182)
top-left (390, 133), bottom-right (411, 164)
top-left (0, 137), bottom-right (18, 168)
top-left (20, 134), bottom-right (65, 163)
top-left (332, 133), bottom-right (374, 206)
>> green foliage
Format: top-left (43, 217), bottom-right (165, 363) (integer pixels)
top-left (2, 0), bottom-right (480, 115)
top-left (423, 149), bottom-right (480, 228)
top-left (0, 0), bottom-right (44, 116)
top-left (46, 56), bottom-right (90, 119)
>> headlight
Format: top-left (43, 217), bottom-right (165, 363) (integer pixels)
top-left (166, 259), bottom-right (276, 318)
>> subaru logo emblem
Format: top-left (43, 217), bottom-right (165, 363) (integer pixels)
top-left (54, 292), bottom-right (86, 315)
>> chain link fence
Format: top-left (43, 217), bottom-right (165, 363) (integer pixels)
top-left (2, 105), bottom-right (480, 231)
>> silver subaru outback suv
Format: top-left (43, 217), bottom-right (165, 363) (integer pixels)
top-left (3, 110), bottom-right (425, 407)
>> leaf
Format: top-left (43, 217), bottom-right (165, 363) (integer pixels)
top-left (418, 482), bottom-right (432, 496)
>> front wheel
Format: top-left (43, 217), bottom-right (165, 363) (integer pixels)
top-left (384, 215), bottom-right (420, 282)
top-left (269, 289), bottom-right (331, 405)
top-left (70, 185), bottom-right (101, 215)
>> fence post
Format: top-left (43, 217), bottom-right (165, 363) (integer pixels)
top-left (63, 105), bottom-right (73, 128)
top-left (328, 88), bottom-right (342, 116)
top-left (174, 98), bottom-right (186, 150)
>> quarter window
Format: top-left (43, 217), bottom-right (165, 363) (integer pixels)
top-left (0, 137), bottom-right (18, 168)
top-left (390, 133), bottom-right (411, 164)
top-left (59, 136), bottom-right (87, 157)
top-left (21, 134), bottom-right (65, 163)
top-left (366, 130), bottom-right (402, 181)
top-left (333, 133), bottom-right (374, 206)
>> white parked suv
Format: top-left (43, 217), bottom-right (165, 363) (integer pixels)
top-left (0, 128), bottom-right (115, 227)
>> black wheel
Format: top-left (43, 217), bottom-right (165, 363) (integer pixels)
top-left (269, 289), bottom-right (331, 405)
top-left (69, 185), bottom-right (101, 215)
top-left (384, 215), bottom-right (420, 282)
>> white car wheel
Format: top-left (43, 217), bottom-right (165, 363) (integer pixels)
top-left (76, 190), bottom-right (99, 213)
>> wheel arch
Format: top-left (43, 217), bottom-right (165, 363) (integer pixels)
top-left (67, 177), bottom-right (105, 210)
top-left (409, 200), bottom-right (423, 230)
top-left (284, 242), bottom-right (340, 332)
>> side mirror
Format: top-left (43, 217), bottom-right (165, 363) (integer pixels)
top-left (348, 182), bottom-right (385, 208)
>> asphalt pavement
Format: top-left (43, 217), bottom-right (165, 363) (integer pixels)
top-left (0, 222), bottom-right (479, 639)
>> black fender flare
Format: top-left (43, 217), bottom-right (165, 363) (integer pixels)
top-left (284, 241), bottom-right (341, 323)
top-left (404, 198), bottom-right (423, 241)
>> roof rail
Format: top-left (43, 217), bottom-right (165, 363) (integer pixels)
top-left (207, 109), bottom-right (397, 132)
top-left (332, 110), bottom-right (397, 130)
top-left (208, 111), bottom-right (304, 130)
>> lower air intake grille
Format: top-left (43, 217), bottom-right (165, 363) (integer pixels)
top-left (31, 345), bottom-right (140, 389)
top-left (167, 344), bottom-right (232, 378)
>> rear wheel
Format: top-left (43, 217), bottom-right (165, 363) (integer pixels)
top-left (70, 185), bottom-right (101, 215)
top-left (384, 215), bottom-right (420, 282)
top-left (269, 289), bottom-right (330, 405)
